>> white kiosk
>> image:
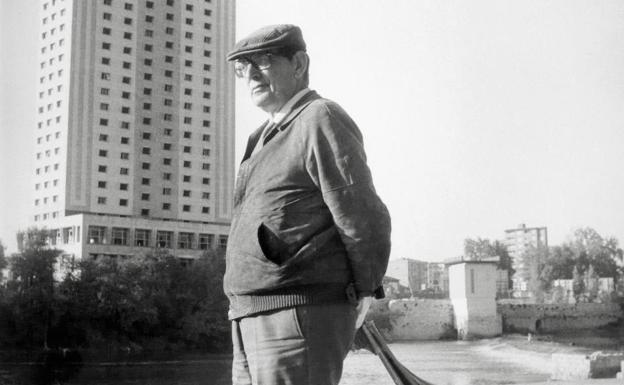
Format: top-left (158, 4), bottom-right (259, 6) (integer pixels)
top-left (448, 260), bottom-right (502, 339)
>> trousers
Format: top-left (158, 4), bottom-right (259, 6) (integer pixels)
top-left (231, 303), bottom-right (357, 385)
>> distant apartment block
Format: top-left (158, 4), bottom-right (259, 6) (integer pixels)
top-left (31, 0), bottom-right (235, 260)
top-left (504, 224), bottom-right (548, 297)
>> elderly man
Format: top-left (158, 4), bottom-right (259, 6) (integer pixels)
top-left (223, 24), bottom-right (391, 385)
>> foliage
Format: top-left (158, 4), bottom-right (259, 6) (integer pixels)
top-left (0, 229), bottom-right (230, 353)
top-left (538, 227), bottom-right (623, 302)
top-left (0, 239), bottom-right (6, 271)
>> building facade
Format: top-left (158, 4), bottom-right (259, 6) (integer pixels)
top-left (504, 223), bottom-right (548, 297)
top-left (32, 0), bottom-right (235, 260)
top-left (385, 258), bottom-right (449, 296)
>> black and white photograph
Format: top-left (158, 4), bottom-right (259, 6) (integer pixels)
top-left (1, 1), bottom-right (624, 384)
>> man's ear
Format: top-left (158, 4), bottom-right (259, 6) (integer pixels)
top-left (292, 51), bottom-right (309, 79)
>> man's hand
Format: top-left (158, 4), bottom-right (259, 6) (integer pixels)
top-left (355, 296), bottom-right (373, 329)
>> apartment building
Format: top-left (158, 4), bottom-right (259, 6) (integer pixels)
top-left (32, 0), bottom-right (235, 260)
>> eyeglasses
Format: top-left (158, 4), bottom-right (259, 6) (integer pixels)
top-left (233, 53), bottom-right (275, 78)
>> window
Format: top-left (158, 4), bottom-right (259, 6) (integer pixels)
top-left (123, 17), bottom-right (132, 25)
top-left (202, 177), bottom-right (210, 185)
top-left (183, 131), bottom-right (192, 139)
top-left (119, 199), bottom-right (128, 207)
top-left (145, 15), bottom-right (153, 23)
top-left (121, 152), bottom-right (129, 160)
top-left (178, 232), bottom-right (193, 249)
top-left (124, 3), bottom-right (133, 10)
top-left (202, 163), bottom-right (210, 170)
top-left (142, 132), bottom-right (151, 140)
top-left (183, 102), bottom-right (192, 110)
top-left (101, 88), bottom-right (109, 95)
top-left (199, 233), bottom-right (213, 250)
top-left (120, 183), bottom-right (128, 191)
top-left (163, 173), bottom-right (172, 180)
top-left (141, 177), bottom-right (150, 185)
top-left (122, 91), bottom-right (131, 99)
top-left (123, 47), bottom-right (132, 54)
top-left (202, 207), bottom-right (210, 214)
top-left (99, 134), bottom-right (108, 142)
top-left (135, 229), bottom-right (151, 247)
top-left (101, 72), bottom-right (110, 80)
top-left (164, 99), bottom-right (173, 106)
top-left (144, 73), bottom-right (152, 81)
top-left (183, 175), bottom-right (191, 182)
top-left (146, 1), bottom-right (153, 8)
top-left (185, 4), bottom-right (193, 10)
top-left (112, 227), bottom-right (129, 245)
top-left (142, 162), bottom-right (151, 170)
top-left (122, 62), bottom-right (131, 69)
top-left (166, 27), bottom-right (174, 35)
top-left (98, 181), bottom-right (107, 188)
top-left (121, 106), bottom-right (130, 114)
top-left (145, 29), bottom-right (153, 37)
top-left (164, 70), bottom-right (173, 78)
top-left (202, 192), bottom-right (210, 199)
top-left (97, 196), bottom-right (107, 204)
top-left (123, 32), bottom-right (132, 39)
top-left (98, 149), bottom-right (108, 157)
top-left (218, 235), bottom-right (228, 250)
top-left (162, 187), bottom-right (172, 195)
top-left (144, 58), bottom-right (152, 66)
top-left (183, 161), bottom-right (191, 168)
top-left (162, 203), bottom-right (171, 210)
top-left (202, 149), bottom-right (210, 156)
top-left (143, 103), bottom-right (151, 111)
top-left (120, 167), bottom-right (129, 175)
top-left (103, 27), bottom-right (111, 35)
top-left (142, 147), bottom-right (151, 155)
top-left (121, 137), bottom-right (130, 144)
top-left (121, 121), bottom-right (130, 129)
top-left (166, 13), bottom-right (174, 20)
top-left (164, 128), bottom-right (173, 136)
top-left (88, 226), bottom-right (106, 244)
top-left (141, 209), bottom-right (150, 217)
top-left (102, 42), bottom-right (111, 50)
top-left (144, 44), bottom-right (152, 52)
top-left (203, 120), bottom-right (210, 127)
top-left (141, 193), bottom-right (150, 201)
top-left (157, 231), bottom-right (173, 248)
top-left (163, 158), bottom-right (172, 165)
top-left (202, 134), bottom-right (210, 141)
top-left (98, 165), bottom-right (107, 173)
top-left (185, 18), bottom-right (193, 25)
top-left (183, 117), bottom-right (192, 124)
top-left (163, 143), bottom-right (172, 150)
top-left (182, 205), bottom-right (191, 212)
top-left (103, 12), bottom-right (112, 20)
top-left (165, 41), bottom-right (174, 49)
top-left (122, 76), bottom-right (131, 84)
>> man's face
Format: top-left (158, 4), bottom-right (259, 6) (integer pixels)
top-left (235, 53), bottom-right (300, 114)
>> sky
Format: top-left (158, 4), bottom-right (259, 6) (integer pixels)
top-left (2, 0), bottom-right (624, 261)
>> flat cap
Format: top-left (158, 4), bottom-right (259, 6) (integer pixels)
top-left (227, 24), bottom-right (306, 61)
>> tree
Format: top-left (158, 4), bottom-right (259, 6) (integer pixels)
top-left (572, 265), bottom-right (585, 302)
top-left (0, 239), bottom-right (7, 271)
top-left (6, 228), bottom-right (61, 348)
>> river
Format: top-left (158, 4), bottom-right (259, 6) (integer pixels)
top-left (1, 336), bottom-right (571, 385)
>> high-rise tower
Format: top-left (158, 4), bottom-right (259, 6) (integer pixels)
top-left (32, 0), bottom-right (235, 259)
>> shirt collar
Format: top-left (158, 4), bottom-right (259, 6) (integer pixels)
top-left (269, 88), bottom-right (311, 125)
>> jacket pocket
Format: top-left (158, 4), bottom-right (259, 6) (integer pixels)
top-left (257, 222), bottom-right (289, 265)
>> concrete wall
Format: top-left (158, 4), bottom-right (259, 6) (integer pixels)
top-left (498, 302), bottom-right (622, 333)
top-left (367, 298), bottom-right (456, 341)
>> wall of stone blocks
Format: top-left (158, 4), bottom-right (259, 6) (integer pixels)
top-left (366, 298), bottom-right (456, 341)
top-left (498, 303), bottom-right (622, 333)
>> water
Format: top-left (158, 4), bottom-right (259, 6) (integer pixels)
top-left (0, 339), bottom-right (563, 385)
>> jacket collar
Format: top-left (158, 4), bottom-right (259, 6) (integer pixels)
top-left (241, 90), bottom-right (320, 163)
